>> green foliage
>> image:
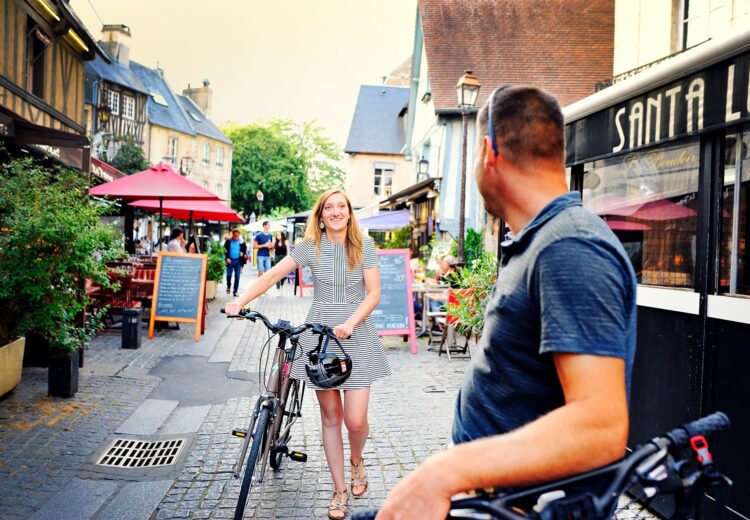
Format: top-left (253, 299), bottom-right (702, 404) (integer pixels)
top-left (110, 136), bottom-right (150, 174)
top-left (223, 124), bottom-right (311, 217)
top-left (207, 241), bottom-right (226, 282)
top-left (447, 252), bottom-right (498, 341)
top-left (449, 228), bottom-right (485, 265)
top-left (265, 119), bottom-right (346, 200)
top-left (383, 226), bottom-right (411, 249)
top-left (0, 153), bottom-right (124, 351)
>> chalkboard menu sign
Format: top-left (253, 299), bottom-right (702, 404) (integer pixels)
top-left (148, 252), bottom-right (207, 342)
top-left (372, 249), bottom-right (417, 354)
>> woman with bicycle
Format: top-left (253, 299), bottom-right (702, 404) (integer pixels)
top-left (226, 188), bottom-right (391, 520)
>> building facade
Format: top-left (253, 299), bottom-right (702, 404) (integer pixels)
top-left (565, 27), bottom-right (750, 520)
top-left (0, 0), bottom-right (106, 173)
top-left (344, 85), bottom-right (411, 214)
top-left (403, 0), bottom-right (616, 255)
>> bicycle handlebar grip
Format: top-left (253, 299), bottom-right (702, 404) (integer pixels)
top-left (351, 510), bottom-right (378, 520)
top-left (668, 412), bottom-right (731, 446)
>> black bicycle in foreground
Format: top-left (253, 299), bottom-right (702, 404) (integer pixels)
top-left (353, 412), bottom-right (732, 520)
top-left (222, 308), bottom-right (342, 520)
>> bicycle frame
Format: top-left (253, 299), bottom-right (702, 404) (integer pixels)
top-left (232, 326), bottom-right (305, 483)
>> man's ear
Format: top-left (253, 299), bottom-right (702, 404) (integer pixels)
top-left (483, 136), bottom-right (497, 169)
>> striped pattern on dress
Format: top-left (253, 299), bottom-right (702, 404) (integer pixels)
top-left (289, 234), bottom-right (392, 390)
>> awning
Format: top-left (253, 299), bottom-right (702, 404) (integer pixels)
top-left (359, 210), bottom-right (411, 231)
top-left (243, 220), bottom-right (287, 233)
top-left (91, 157), bottom-right (126, 183)
top-left (380, 177), bottom-right (440, 208)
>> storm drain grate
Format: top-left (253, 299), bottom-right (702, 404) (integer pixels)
top-left (96, 438), bottom-right (186, 468)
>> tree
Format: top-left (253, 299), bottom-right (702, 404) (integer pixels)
top-left (111, 136), bottom-right (150, 174)
top-left (266, 119), bottom-right (346, 199)
top-left (224, 124), bottom-right (311, 218)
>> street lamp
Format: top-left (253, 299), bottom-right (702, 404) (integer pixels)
top-left (417, 157), bottom-right (429, 180)
top-left (256, 190), bottom-right (264, 220)
top-left (456, 70), bottom-right (481, 265)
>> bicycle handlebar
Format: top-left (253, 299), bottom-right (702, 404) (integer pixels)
top-left (351, 412), bottom-right (731, 520)
top-left (220, 307), bottom-right (335, 338)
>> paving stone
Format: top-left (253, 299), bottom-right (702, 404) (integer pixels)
top-left (28, 478), bottom-right (118, 520)
top-left (115, 398), bottom-right (179, 435)
top-left (95, 479), bottom-right (172, 520)
top-left (159, 405), bottom-right (213, 434)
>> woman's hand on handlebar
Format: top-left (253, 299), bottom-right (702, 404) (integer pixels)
top-left (224, 301), bottom-right (245, 316)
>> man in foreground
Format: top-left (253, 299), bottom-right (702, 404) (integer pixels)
top-left (376, 86), bottom-right (637, 519)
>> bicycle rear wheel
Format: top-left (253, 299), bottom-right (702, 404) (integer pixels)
top-left (234, 407), bottom-right (270, 520)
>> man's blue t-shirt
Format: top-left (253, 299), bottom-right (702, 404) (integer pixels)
top-left (228, 239), bottom-right (240, 260)
top-left (255, 232), bottom-right (272, 257)
top-left (453, 192), bottom-right (637, 444)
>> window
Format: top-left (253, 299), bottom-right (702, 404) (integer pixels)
top-left (202, 143), bottom-right (210, 166)
top-left (122, 95), bottom-right (135, 120)
top-left (719, 129), bottom-right (750, 296)
top-left (582, 140), bottom-right (700, 288)
top-left (107, 90), bottom-right (120, 115)
top-left (681, 0), bottom-right (750, 49)
top-left (150, 90), bottom-right (168, 106)
top-left (166, 137), bottom-right (178, 165)
top-left (25, 17), bottom-right (49, 98)
top-left (216, 184), bottom-right (223, 198)
top-left (374, 162), bottom-right (394, 197)
top-left (202, 180), bottom-right (209, 189)
top-left (216, 147), bottom-right (224, 168)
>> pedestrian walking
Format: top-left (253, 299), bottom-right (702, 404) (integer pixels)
top-left (377, 86), bottom-right (637, 519)
top-left (166, 227), bottom-right (186, 253)
top-left (225, 189), bottom-right (391, 519)
top-left (224, 228), bottom-right (247, 297)
top-left (253, 221), bottom-right (274, 277)
top-left (272, 231), bottom-right (288, 292)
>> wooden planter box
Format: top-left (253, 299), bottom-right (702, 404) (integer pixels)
top-left (0, 337), bottom-right (25, 397)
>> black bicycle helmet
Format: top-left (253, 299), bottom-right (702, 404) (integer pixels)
top-left (305, 333), bottom-right (352, 389)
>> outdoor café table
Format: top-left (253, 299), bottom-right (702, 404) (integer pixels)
top-left (412, 281), bottom-right (449, 337)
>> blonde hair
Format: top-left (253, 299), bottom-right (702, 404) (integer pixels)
top-left (303, 189), bottom-right (363, 270)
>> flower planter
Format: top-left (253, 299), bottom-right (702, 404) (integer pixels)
top-left (0, 337), bottom-right (25, 397)
top-left (48, 349), bottom-right (79, 398)
top-left (205, 280), bottom-right (218, 300)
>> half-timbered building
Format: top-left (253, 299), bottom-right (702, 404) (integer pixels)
top-left (0, 0), bottom-right (107, 172)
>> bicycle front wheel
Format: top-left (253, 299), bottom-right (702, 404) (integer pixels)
top-left (234, 407), bottom-right (270, 520)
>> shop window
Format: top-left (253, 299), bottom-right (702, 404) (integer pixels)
top-left (582, 140), bottom-right (700, 288)
top-left (719, 130), bottom-right (750, 296)
top-left (374, 162), bottom-right (394, 196)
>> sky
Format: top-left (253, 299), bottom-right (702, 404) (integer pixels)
top-left (70, 0), bottom-right (417, 146)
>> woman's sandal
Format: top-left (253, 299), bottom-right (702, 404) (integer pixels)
top-left (350, 459), bottom-right (369, 497)
top-left (328, 489), bottom-right (348, 520)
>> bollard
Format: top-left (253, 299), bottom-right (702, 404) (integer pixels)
top-left (122, 307), bottom-right (142, 349)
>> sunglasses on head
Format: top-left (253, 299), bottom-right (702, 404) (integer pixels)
top-left (486, 85), bottom-right (513, 157)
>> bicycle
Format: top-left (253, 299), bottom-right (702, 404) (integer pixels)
top-left (353, 412), bottom-right (733, 520)
top-left (222, 308), bottom-right (342, 520)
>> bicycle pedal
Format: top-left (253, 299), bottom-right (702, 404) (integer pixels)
top-left (231, 428), bottom-right (248, 438)
top-left (288, 451), bottom-right (307, 462)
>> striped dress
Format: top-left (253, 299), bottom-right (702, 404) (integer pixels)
top-left (290, 234), bottom-right (392, 389)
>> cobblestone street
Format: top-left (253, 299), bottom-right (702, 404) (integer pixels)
top-left (0, 271), bottom-right (469, 519)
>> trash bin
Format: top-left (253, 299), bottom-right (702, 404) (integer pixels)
top-left (122, 307), bottom-right (142, 349)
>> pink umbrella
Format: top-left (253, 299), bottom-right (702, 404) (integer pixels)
top-left (631, 199), bottom-right (696, 221)
top-left (129, 199), bottom-right (243, 222)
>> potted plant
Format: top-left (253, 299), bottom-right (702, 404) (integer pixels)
top-left (447, 252), bottom-right (498, 343)
top-left (206, 240), bottom-right (226, 300)
top-left (0, 151), bottom-right (123, 398)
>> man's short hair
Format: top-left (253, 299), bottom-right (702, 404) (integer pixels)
top-left (443, 255), bottom-right (457, 267)
top-left (262, 220), bottom-right (270, 226)
top-left (231, 228), bottom-right (240, 234)
top-left (478, 86), bottom-right (564, 166)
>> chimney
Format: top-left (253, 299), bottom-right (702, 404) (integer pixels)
top-left (101, 24), bottom-right (131, 67)
top-left (183, 79), bottom-right (213, 118)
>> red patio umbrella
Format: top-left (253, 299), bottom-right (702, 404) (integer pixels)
top-left (89, 163), bottom-right (220, 250)
top-left (129, 199), bottom-right (243, 222)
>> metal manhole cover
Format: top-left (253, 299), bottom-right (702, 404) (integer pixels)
top-left (96, 438), bottom-right (185, 468)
